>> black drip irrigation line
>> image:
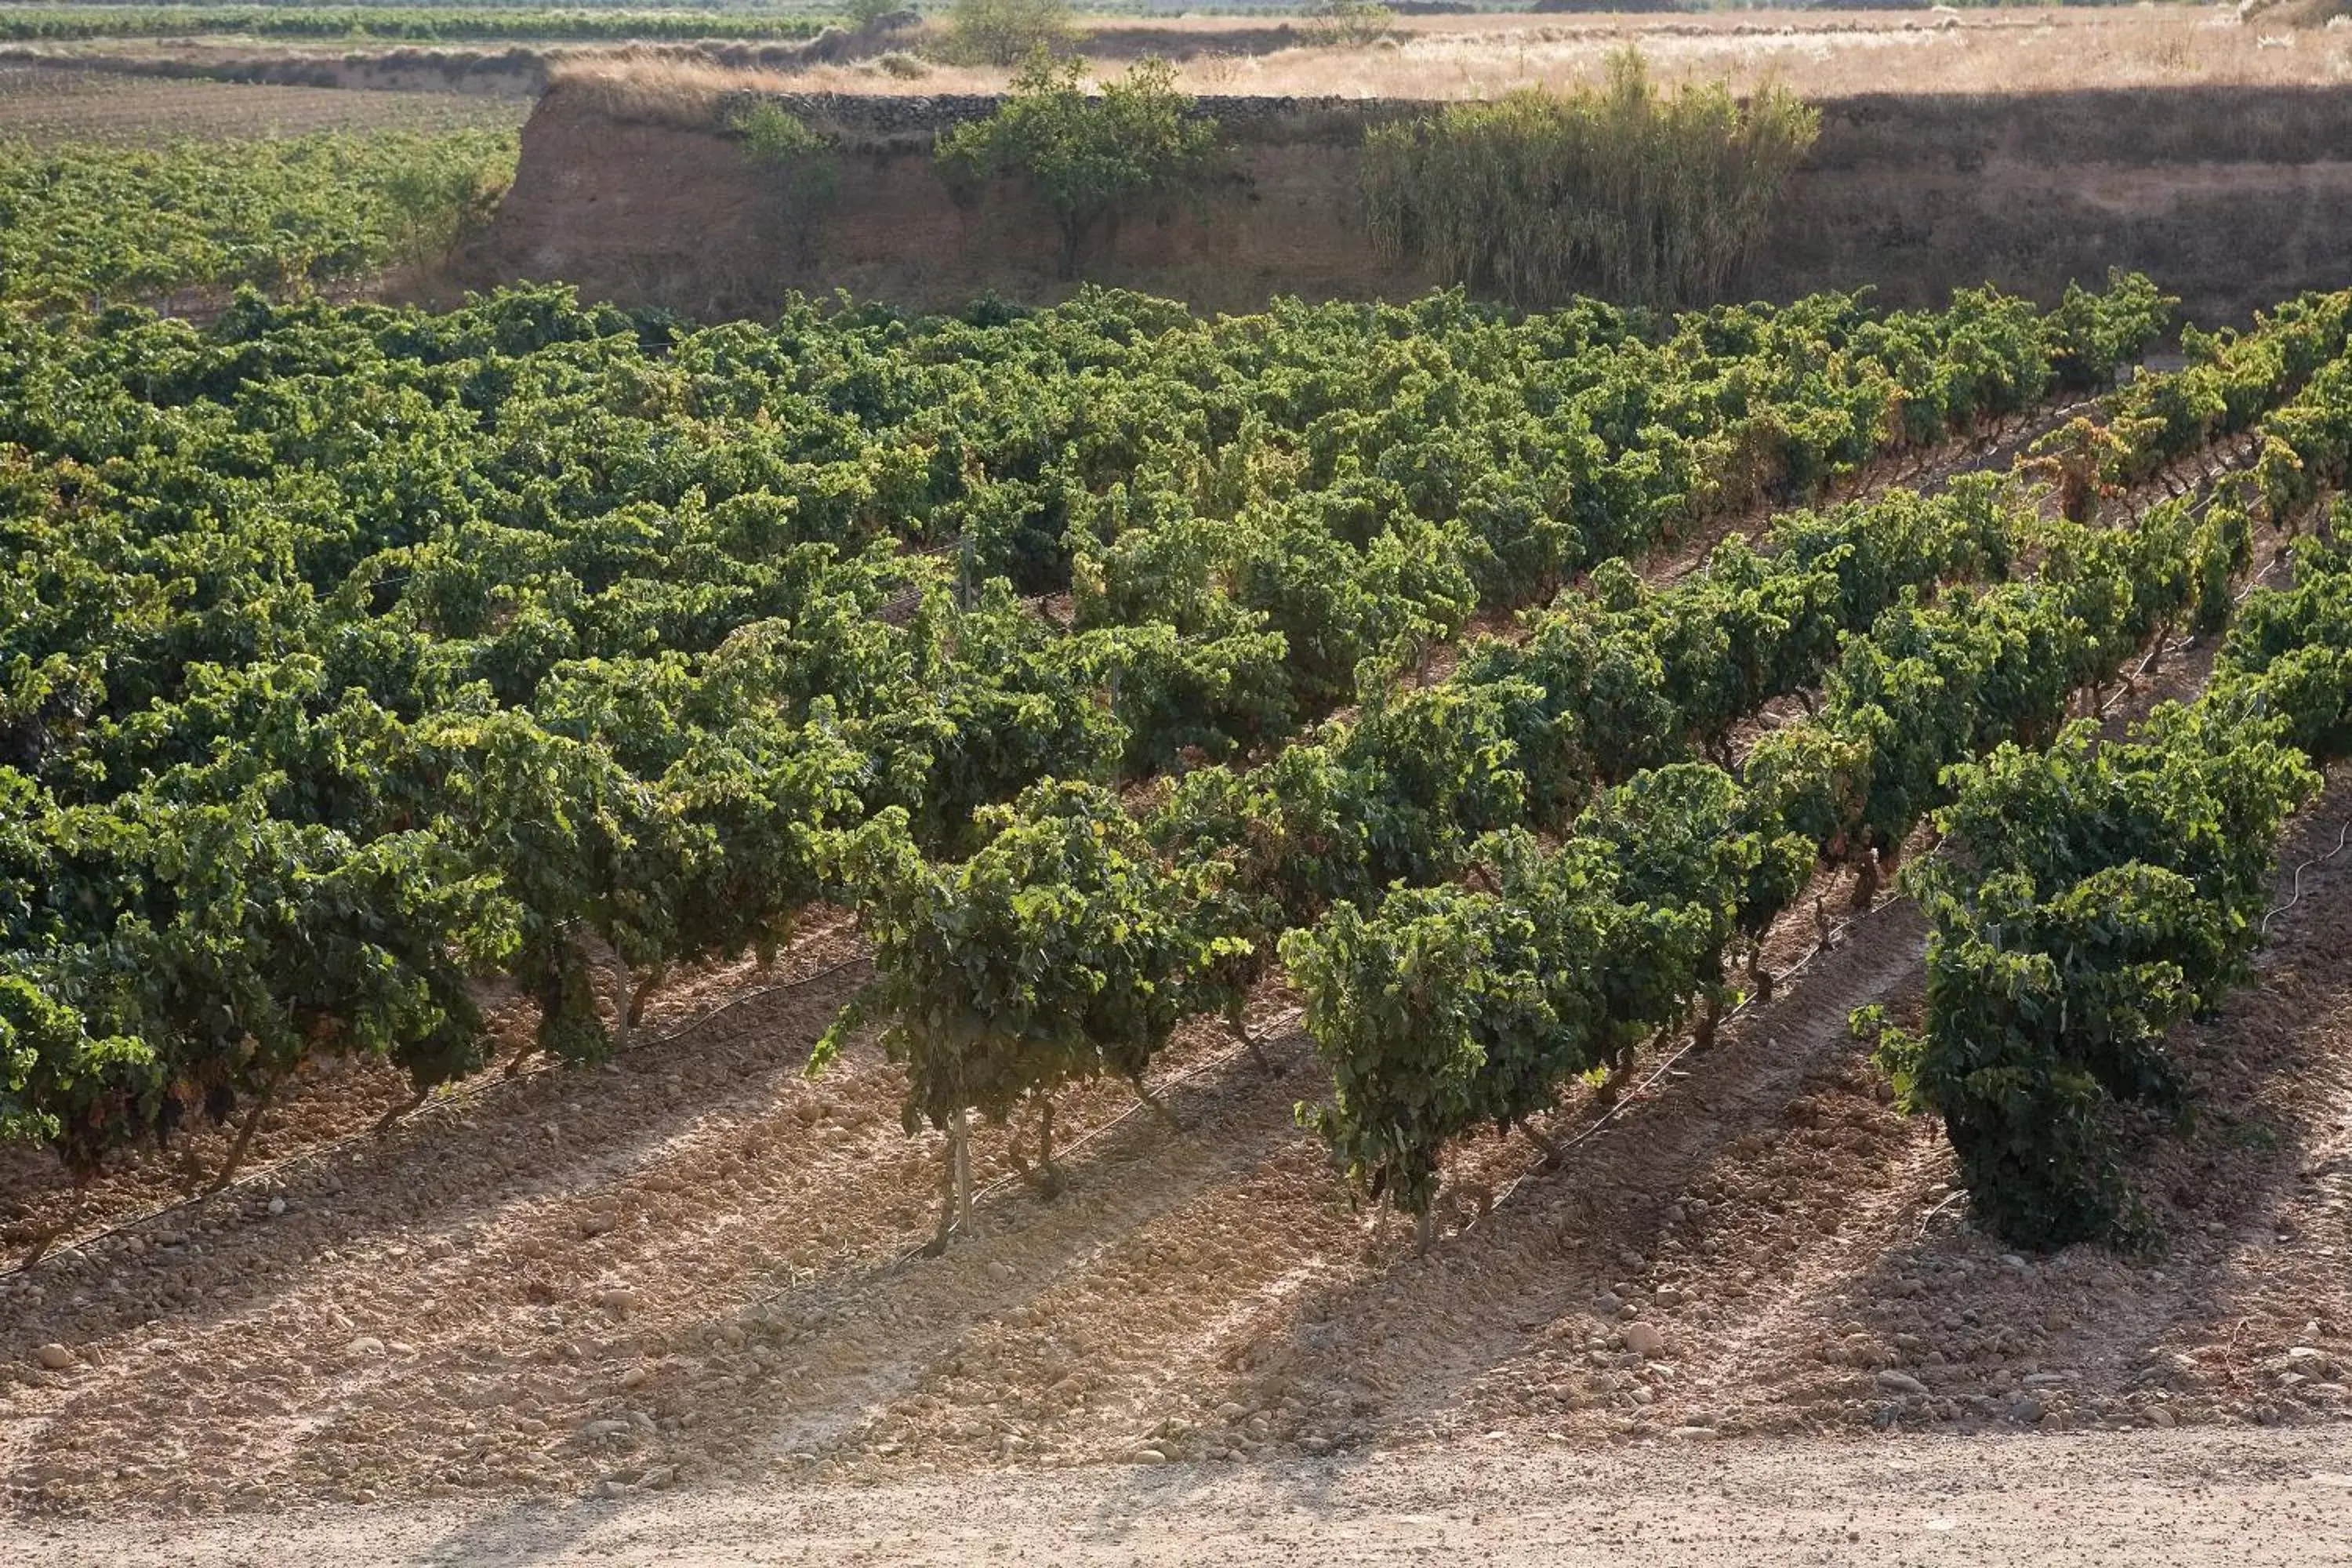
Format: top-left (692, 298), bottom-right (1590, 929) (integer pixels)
top-left (2262, 820), bottom-right (2352, 940)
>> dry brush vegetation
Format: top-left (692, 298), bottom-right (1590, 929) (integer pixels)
top-left (757, 7), bottom-right (2352, 100)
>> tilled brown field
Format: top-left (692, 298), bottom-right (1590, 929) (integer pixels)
top-left (2, 449), bottom-right (2348, 1523)
top-left (0, 64), bottom-right (525, 143)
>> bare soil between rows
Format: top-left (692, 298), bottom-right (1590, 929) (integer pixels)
top-left (4, 460), bottom-right (2350, 1526)
top-left (3, 745), bottom-right (2347, 1523)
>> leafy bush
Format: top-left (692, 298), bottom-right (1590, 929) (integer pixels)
top-left (936, 53), bottom-right (1223, 279)
top-left (817, 780), bottom-right (1243, 1247)
top-left (1362, 50), bottom-right (1818, 307)
top-left (1866, 397), bottom-right (2352, 1249)
top-left (1307, 0), bottom-right (1395, 47)
top-left (945, 0), bottom-right (1072, 66)
top-left (379, 151), bottom-right (508, 270)
top-left (734, 100), bottom-right (826, 165)
top-left (729, 100), bottom-right (843, 242)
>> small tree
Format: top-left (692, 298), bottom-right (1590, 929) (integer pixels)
top-left (936, 53), bottom-right (1223, 280)
top-left (946, 0), bottom-right (1073, 67)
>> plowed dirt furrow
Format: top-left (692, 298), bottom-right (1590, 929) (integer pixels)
top-left (8, 426), bottom-right (2348, 1522)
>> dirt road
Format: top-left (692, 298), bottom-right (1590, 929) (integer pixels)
top-left (8, 1426), bottom-right (2349, 1566)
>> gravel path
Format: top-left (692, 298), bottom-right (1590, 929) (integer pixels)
top-left (8, 1427), bottom-right (2350, 1566)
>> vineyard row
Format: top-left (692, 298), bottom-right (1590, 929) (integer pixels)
top-left (3, 276), bottom-right (2341, 1257)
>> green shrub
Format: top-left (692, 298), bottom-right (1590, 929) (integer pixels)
top-left (734, 100), bottom-right (827, 165)
top-left (730, 100), bottom-right (843, 241)
top-left (937, 53), bottom-right (1224, 279)
top-left (946, 0), bottom-right (1073, 67)
top-left (1307, 0), bottom-right (1394, 48)
top-left (379, 154), bottom-right (505, 270)
top-left (1362, 50), bottom-right (1819, 307)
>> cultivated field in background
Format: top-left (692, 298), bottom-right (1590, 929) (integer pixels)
top-left (0, 64), bottom-right (526, 142)
top-left (6, 8), bottom-right (2352, 102)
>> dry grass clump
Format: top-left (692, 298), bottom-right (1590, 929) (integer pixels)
top-left (1363, 49), bottom-right (1815, 306)
top-left (531, 7), bottom-right (2352, 123)
top-left (780, 49), bottom-right (1006, 96)
top-left (1179, 11), bottom-right (2352, 100)
top-left (546, 49), bottom-right (793, 130)
top-left (648, 9), bottom-right (2352, 103)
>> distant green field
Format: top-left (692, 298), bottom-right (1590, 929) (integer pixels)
top-left (0, 5), bottom-right (842, 42)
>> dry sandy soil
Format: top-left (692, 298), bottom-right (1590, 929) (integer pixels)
top-left (2, 410), bottom-right (2348, 1568)
top-left (13, 7), bottom-right (2352, 103)
top-left (718, 6), bottom-right (2352, 100)
top-left (5, 1427), bottom-right (2351, 1566)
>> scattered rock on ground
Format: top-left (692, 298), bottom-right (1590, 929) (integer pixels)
top-left (1621, 1323), bottom-right (1667, 1357)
